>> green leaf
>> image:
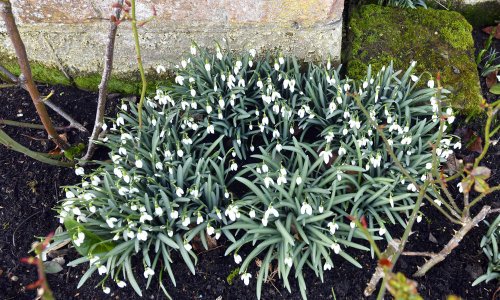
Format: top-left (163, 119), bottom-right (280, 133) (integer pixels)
top-left (490, 83), bottom-right (500, 95)
top-left (64, 218), bottom-right (115, 256)
top-left (43, 261), bottom-right (63, 274)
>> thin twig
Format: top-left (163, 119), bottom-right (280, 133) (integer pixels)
top-left (364, 239), bottom-right (401, 297)
top-left (131, 0), bottom-right (148, 128)
top-left (0, 0), bottom-right (69, 150)
top-left (0, 119), bottom-right (69, 131)
top-left (401, 251), bottom-right (435, 257)
top-left (81, 0), bottom-right (124, 163)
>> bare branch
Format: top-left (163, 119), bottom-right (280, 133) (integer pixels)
top-left (81, 0), bottom-right (124, 163)
top-left (364, 239), bottom-right (401, 297)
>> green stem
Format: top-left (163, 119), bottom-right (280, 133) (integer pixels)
top-left (465, 185), bottom-right (500, 211)
top-left (0, 128), bottom-right (73, 167)
top-left (130, 0), bottom-right (147, 129)
top-left (0, 119), bottom-right (68, 131)
top-left (474, 106), bottom-right (493, 168)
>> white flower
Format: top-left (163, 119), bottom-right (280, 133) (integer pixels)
top-left (230, 161), bottom-right (238, 171)
top-left (75, 167), bottom-right (84, 176)
top-left (103, 287), bottom-right (110, 294)
top-left (155, 162), bottom-right (163, 170)
top-left (139, 213), bottom-right (153, 223)
top-left (234, 254), bottom-right (242, 264)
top-left (170, 210), bottom-right (179, 220)
top-left (249, 210), bottom-right (256, 218)
top-left (453, 142), bottom-right (461, 149)
top-left (241, 273), bottom-right (252, 285)
top-left (175, 75), bottom-right (184, 85)
top-left (327, 221), bottom-right (339, 235)
top-left (324, 263), bottom-right (332, 271)
top-left (156, 65), bottom-right (166, 74)
top-left (118, 147), bottom-right (127, 156)
top-left (74, 232), bottom-right (85, 247)
top-left (264, 176), bottom-right (274, 188)
top-left (106, 217), bottom-right (118, 228)
top-left (300, 202), bottom-right (313, 215)
top-left (284, 256), bottom-right (293, 267)
top-left (427, 80), bottom-right (435, 88)
top-left (184, 242), bottom-right (192, 251)
top-left (190, 89), bottom-right (196, 97)
top-left (197, 213), bottom-right (204, 224)
top-left (117, 280), bottom-right (127, 288)
top-left (325, 131), bottom-right (335, 143)
top-left (181, 60), bottom-right (188, 68)
top-left (277, 175), bottom-right (287, 185)
top-left (457, 182), bottom-right (463, 193)
top-left (331, 243), bottom-right (341, 254)
top-left (318, 205), bottom-right (324, 213)
top-left (190, 45), bottom-right (197, 55)
top-left (116, 116), bottom-right (125, 126)
top-left (379, 227), bottom-right (387, 236)
top-left (411, 75), bottom-right (419, 82)
top-left (401, 135), bottom-right (413, 145)
top-left (137, 230), bottom-right (148, 241)
top-left (319, 149), bottom-right (333, 164)
top-left (135, 160), bottom-right (143, 168)
top-left (98, 265), bottom-right (108, 275)
top-left (338, 146), bottom-right (347, 156)
top-left (407, 183), bottom-right (417, 192)
top-left (155, 206), bottom-right (163, 216)
top-left (295, 176), bottom-right (303, 185)
top-left (416, 215), bottom-right (422, 223)
top-left (65, 190), bottom-right (75, 198)
top-left (144, 267), bottom-right (155, 278)
top-left (176, 187), bottom-right (184, 197)
top-left (207, 223), bottom-right (215, 236)
top-left (426, 162), bottom-right (433, 170)
top-left (207, 124), bottom-right (215, 134)
top-left (177, 149), bottom-right (184, 157)
top-left (204, 63), bottom-right (211, 72)
top-left (225, 204), bottom-right (240, 221)
top-left (182, 217), bottom-right (190, 227)
top-left (434, 199), bottom-right (442, 206)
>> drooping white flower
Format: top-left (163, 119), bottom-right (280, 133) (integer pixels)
top-left (74, 232), bottom-right (85, 247)
top-left (407, 183), bottom-right (417, 192)
top-left (206, 223), bottom-right (215, 236)
top-left (176, 187), bottom-right (184, 197)
top-left (234, 254), bottom-right (242, 264)
top-left (241, 273), bottom-right (252, 285)
top-left (98, 265), bottom-right (108, 275)
top-left (230, 161), bottom-right (238, 171)
top-left (177, 149), bottom-right (184, 157)
top-left (319, 149), bottom-right (333, 164)
top-left (300, 202), bottom-right (313, 215)
top-left (196, 213), bottom-right (204, 225)
top-left (331, 243), bottom-right (341, 254)
top-left (327, 221), bottom-right (339, 235)
top-left (103, 287), bottom-right (111, 294)
top-left (324, 263), bottom-right (332, 271)
top-left (249, 210), bottom-right (256, 218)
top-left (106, 217), bottom-right (118, 228)
top-left (155, 206), bottom-right (163, 216)
top-left (175, 75), bottom-right (184, 85)
top-left (427, 79), bottom-right (435, 88)
top-left (264, 176), bottom-right (274, 188)
top-left (170, 210), bottom-right (179, 220)
top-left (144, 267), bottom-right (155, 278)
top-left (338, 146), bottom-right (347, 156)
top-left (457, 182), bottom-right (463, 193)
top-left (453, 142), bottom-right (461, 149)
top-left (184, 242), bottom-right (192, 251)
top-left (75, 167), bottom-right (85, 176)
top-left (416, 215), bottom-right (423, 223)
top-left (137, 229), bottom-right (148, 241)
top-left (139, 213), bottom-right (153, 223)
top-left (295, 176), bottom-right (303, 185)
top-left (284, 256), bottom-right (293, 267)
top-left (225, 204), bottom-right (240, 221)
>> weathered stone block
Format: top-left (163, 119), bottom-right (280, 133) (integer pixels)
top-left (347, 5), bottom-right (483, 115)
top-left (0, 0), bottom-right (345, 92)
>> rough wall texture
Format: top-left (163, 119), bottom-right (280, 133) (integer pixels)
top-left (0, 0), bottom-right (345, 90)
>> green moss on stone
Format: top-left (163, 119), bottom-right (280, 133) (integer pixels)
top-left (427, 1), bottom-right (500, 28)
top-left (347, 4), bottom-right (483, 115)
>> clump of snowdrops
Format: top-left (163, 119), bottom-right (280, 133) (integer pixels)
top-left (58, 44), bottom-right (459, 299)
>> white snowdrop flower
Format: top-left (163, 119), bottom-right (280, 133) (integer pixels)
top-left (89, 206), bottom-right (96, 213)
top-left (238, 79), bottom-right (245, 87)
top-left (426, 162), bottom-right (433, 170)
top-left (407, 183), bottom-right (417, 192)
top-left (241, 273), bottom-right (252, 286)
top-left (98, 265), bottom-right (108, 275)
top-left (274, 62), bottom-right (280, 70)
top-left (176, 187), bottom-right (184, 197)
top-left (137, 230), bottom-right (148, 241)
top-left (190, 89), bottom-right (196, 97)
top-left (66, 191), bottom-right (75, 199)
top-left (206, 104), bottom-right (213, 114)
top-left (342, 127), bottom-right (348, 136)
top-left (338, 146), bottom-right (347, 156)
top-left (126, 230), bottom-right (135, 239)
top-left (190, 101), bottom-right (197, 109)
top-left (230, 161), bottom-right (238, 171)
top-left (182, 216), bottom-right (191, 227)
top-left (184, 242), bottom-right (192, 251)
top-left (417, 215), bottom-right (422, 223)
top-left (181, 100), bottom-right (189, 110)
top-left (448, 115), bottom-right (455, 124)
top-left (343, 83), bottom-right (351, 92)
top-left (204, 63), bottom-right (211, 72)
top-left (343, 110), bottom-right (351, 119)
top-left (434, 199), bottom-right (442, 206)
top-left (177, 149), bottom-right (184, 158)
top-left (196, 213), bottom-right (204, 225)
top-left (300, 202), bottom-right (313, 215)
top-left (401, 135), bottom-right (413, 145)
top-left (207, 224), bottom-right (215, 236)
top-left (325, 131), bottom-right (335, 143)
top-left (144, 267), bottom-right (155, 278)
top-left (453, 142), bottom-right (461, 149)
top-left (257, 80), bottom-right (263, 89)
top-left (248, 60), bottom-right (253, 68)
top-left (131, 204), bottom-right (138, 211)
top-left (120, 103), bottom-right (128, 111)
top-left (436, 148), bottom-right (443, 156)
top-left (289, 127), bottom-right (295, 135)
top-left (318, 205), bottom-right (324, 213)
top-left (118, 147), bottom-right (127, 156)
top-left (249, 210), bottom-right (256, 218)
top-left (278, 56), bottom-right (285, 65)
top-left (181, 59), bottom-right (188, 68)
top-left (262, 115), bottom-right (269, 126)
top-left (319, 149), bottom-right (333, 164)
top-left (116, 116), bottom-right (125, 126)
top-left (135, 160), bottom-right (143, 168)
top-left (182, 137), bottom-right (193, 145)
top-left (156, 65), bottom-right (166, 74)
top-left (289, 79), bottom-right (296, 93)
top-left (272, 129), bottom-right (280, 139)
top-left (350, 221), bottom-right (356, 229)
top-left (331, 243), bottom-right (341, 254)
top-left (190, 45), bottom-right (197, 55)
top-left (284, 257), bottom-right (293, 267)
top-left (190, 189), bottom-right (199, 198)
top-left (75, 167), bottom-right (84, 176)
top-left (324, 263), bottom-right (332, 271)
top-left (106, 217), bottom-right (118, 228)
top-left (427, 80), bottom-right (435, 88)
top-left (225, 191), bottom-right (230, 199)
top-left (328, 221), bottom-right (339, 235)
top-left (74, 232), bottom-right (85, 247)
top-left (411, 75), bottom-right (419, 82)
top-left (103, 287), bottom-right (111, 294)
top-left (249, 48), bottom-right (257, 58)
top-left (140, 213), bottom-right (153, 223)
top-left (421, 174), bottom-right (427, 181)
top-left (457, 182), bottom-right (463, 193)
top-left (175, 75), bottom-right (184, 85)
top-left (329, 101), bottom-right (337, 113)
top-left (117, 280), bottom-right (127, 288)
top-left (155, 162), bottom-right (163, 170)
top-left (170, 210), bottom-right (179, 220)
top-left (272, 103), bottom-right (280, 114)
top-left (234, 254), bottom-right (242, 264)
top-left (155, 206), bottom-right (163, 216)
top-left (277, 174), bottom-right (287, 185)
top-left (262, 163), bottom-right (269, 173)
top-left (225, 204), bottom-right (240, 221)
top-left (276, 143), bottom-right (283, 152)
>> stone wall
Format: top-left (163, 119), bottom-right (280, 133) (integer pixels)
top-left (0, 0), bottom-right (345, 86)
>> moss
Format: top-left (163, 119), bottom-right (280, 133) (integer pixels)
top-left (347, 4), bottom-right (483, 115)
top-left (427, 1), bottom-right (500, 28)
top-left (226, 267), bottom-right (240, 285)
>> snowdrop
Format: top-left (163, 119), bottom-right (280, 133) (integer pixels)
top-left (106, 217), bottom-right (118, 228)
top-left (284, 256), bottom-right (293, 267)
top-left (137, 229), bottom-right (148, 241)
top-left (98, 265), bottom-right (108, 275)
top-left (330, 243), bottom-right (341, 254)
top-left (225, 204), bottom-right (240, 221)
top-left (300, 202), bottom-right (313, 215)
top-left (407, 183), bottom-right (417, 192)
top-left (427, 79), bottom-right (435, 88)
top-left (144, 267), bottom-right (155, 278)
top-left (327, 221), bottom-right (339, 235)
top-left (74, 232), bottom-right (85, 247)
top-left (176, 187), bottom-right (184, 197)
top-left (241, 273), bottom-right (252, 285)
top-left (319, 148), bottom-right (333, 164)
top-left (338, 146), bottom-right (347, 156)
top-left (324, 263), bottom-right (332, 271)
top-left (234, 254), bottom-right (242, 264)
top-left (75, 167), bottom-right (85, 176)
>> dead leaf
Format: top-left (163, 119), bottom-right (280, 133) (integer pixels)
top-left (455, 127), bottom-right (483, 154)
top-left (486, 70), bottom-right (498, 89)
top-left (482, 24), bottom-right (500, 39)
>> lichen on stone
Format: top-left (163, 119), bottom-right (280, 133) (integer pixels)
top-left (347, 4), bottom-right (483, 115)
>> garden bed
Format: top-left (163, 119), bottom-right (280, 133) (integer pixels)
top-left (1, 4), bottom-right (500, 300)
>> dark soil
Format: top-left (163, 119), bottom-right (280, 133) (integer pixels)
top-left (1, 23), bottom-right (500, 300)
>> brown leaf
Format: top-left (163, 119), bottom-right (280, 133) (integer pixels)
top-left (456, 127), bottom-right (483, 153)
top-left (486, 70), bottom-right (498, 89)
top-left (471, 166), bottom-right (491, 179)
top-left (482, 24), bottom-right (500, 40)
